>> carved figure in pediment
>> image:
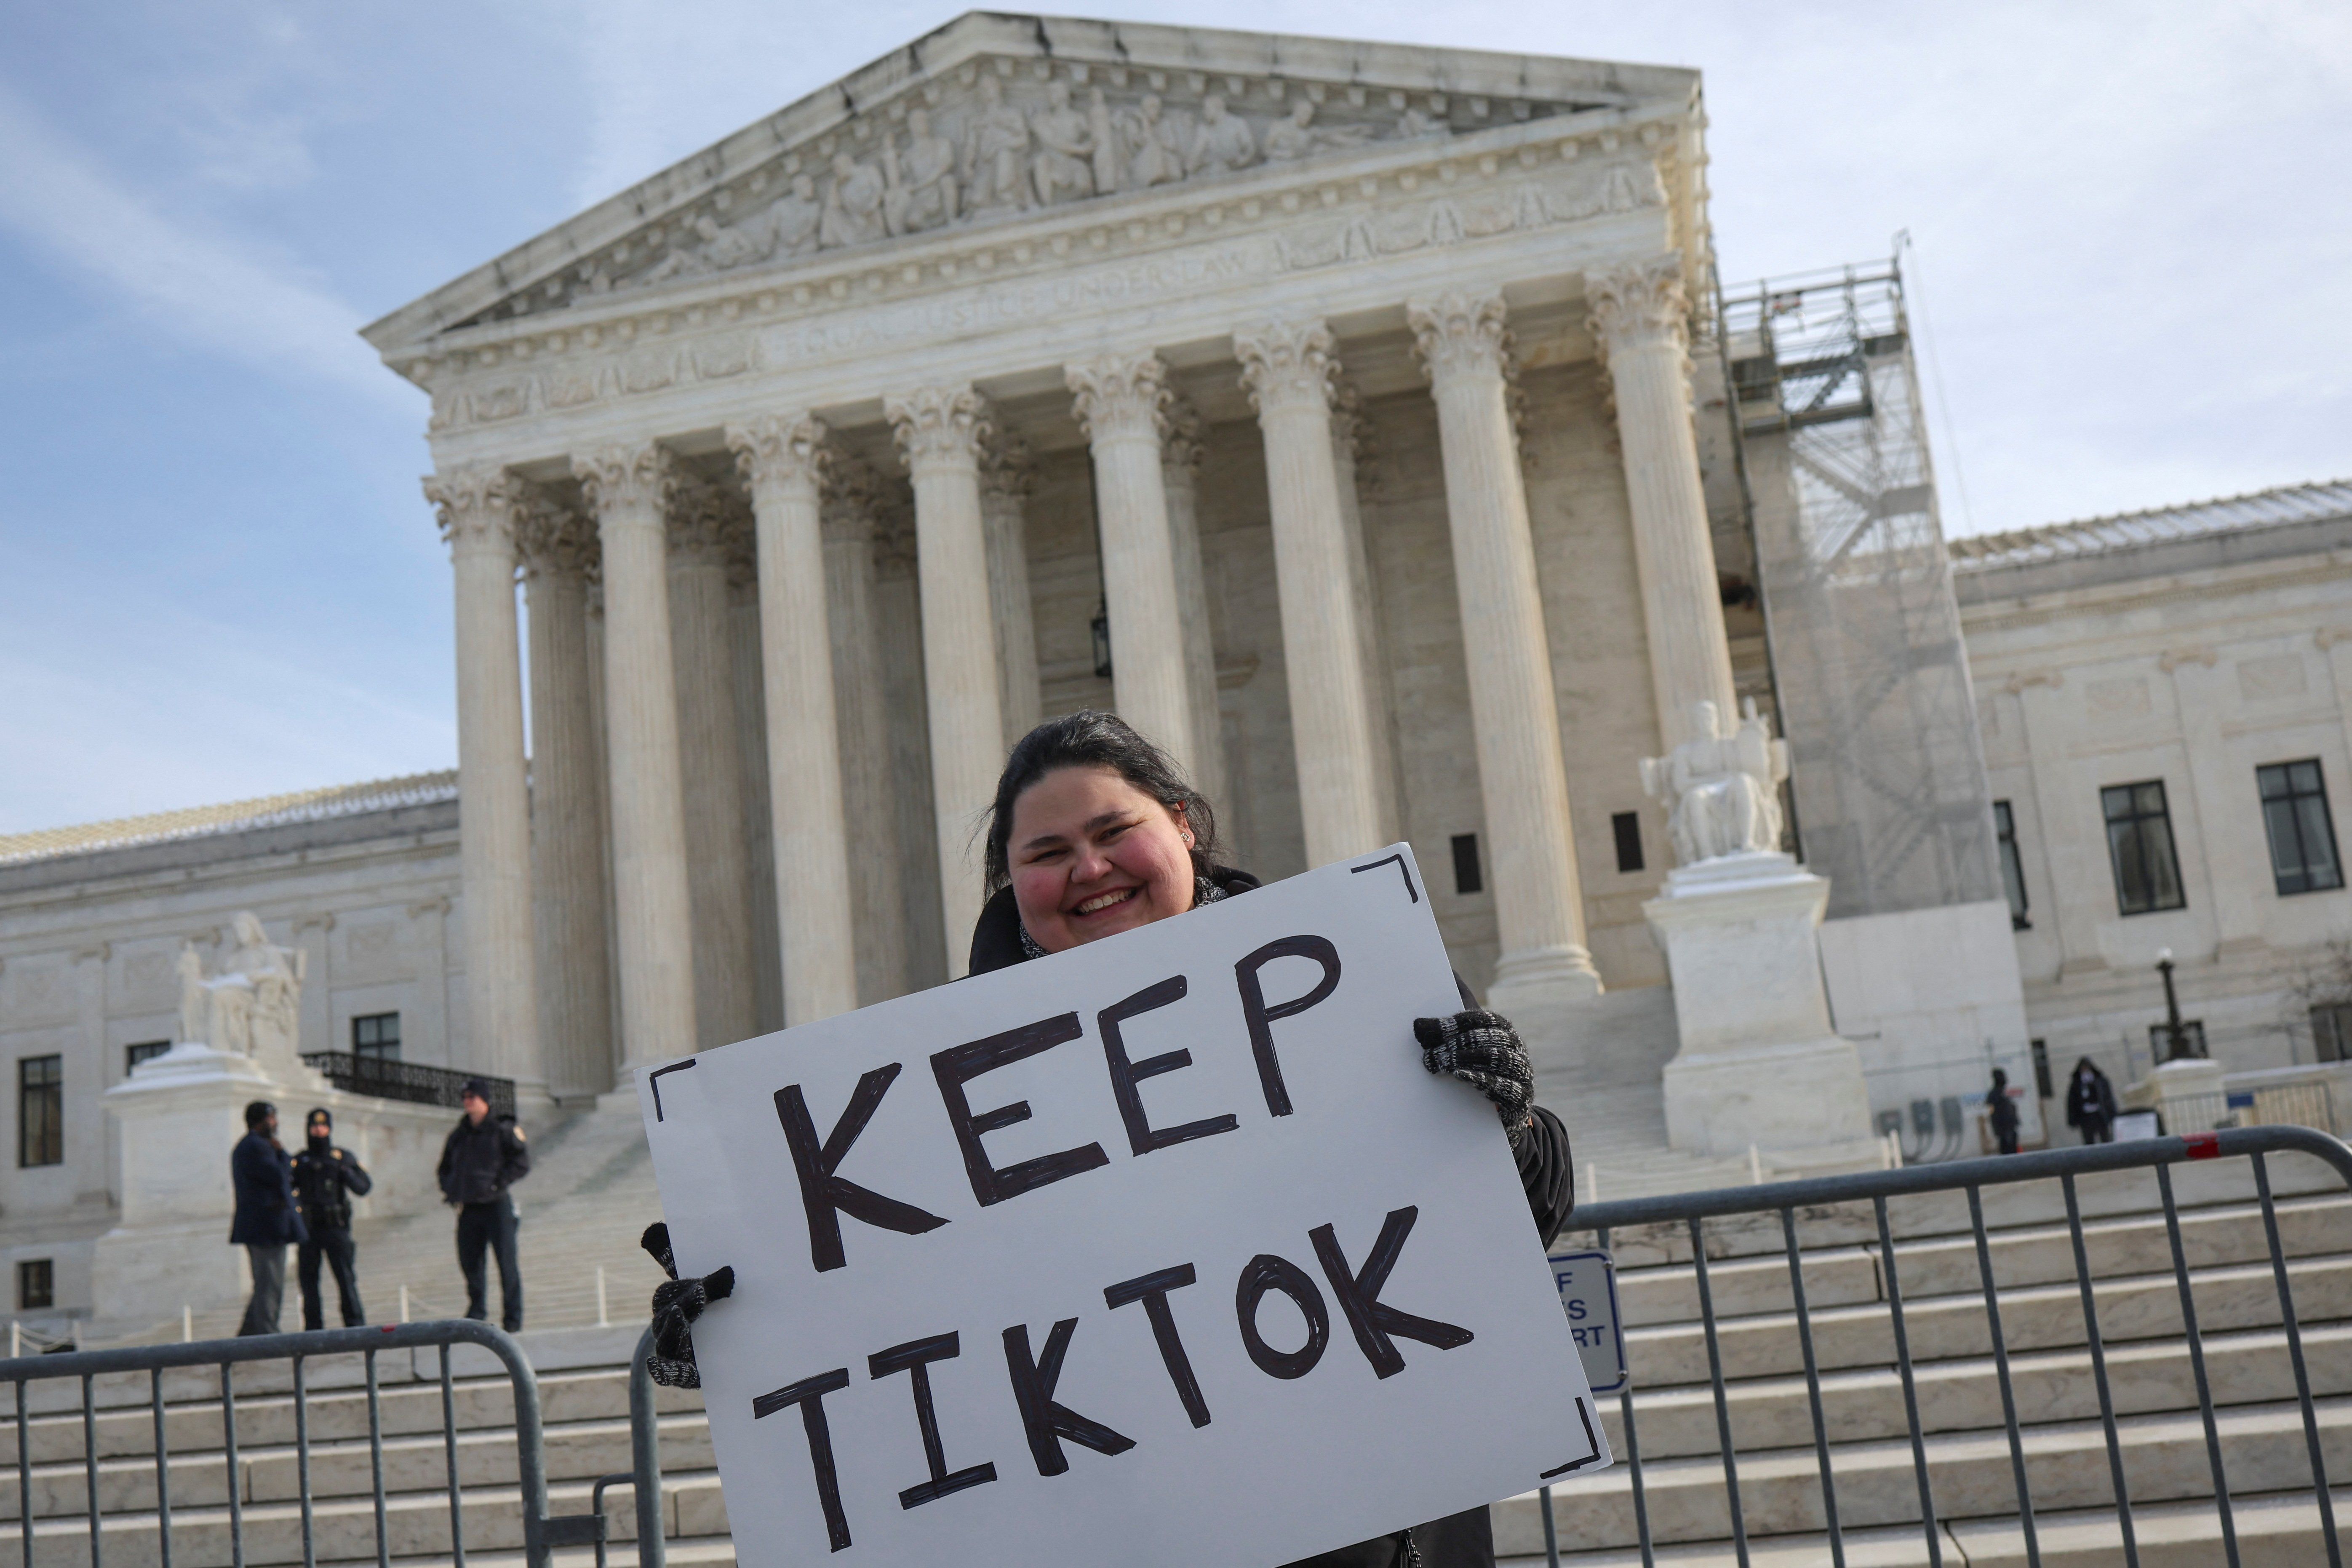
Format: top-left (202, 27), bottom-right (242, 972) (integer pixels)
top-left (1087, 87), bottom-right (1121, 195)
top-left (635, 219), bottom-right (717, 286)
top-left (1396, 106), bottom-right (1448, 139)
top-left (1262, 99), bottom-right (1376, 163)
top-left (766, 173), bottom-right (823, 256)
top-left (1117, 94), bottom-right (1189, 188)
top-left (1190, 94), bottom-right (1258, 174)
top-left (965, 74), bottom-right (1033, 211)
top-left (1030, 79), bottom-right (1095, 206)
top-left (886, 109), bottom-right (959, 234)
top-left (820, 151), bottom-right (889, 249)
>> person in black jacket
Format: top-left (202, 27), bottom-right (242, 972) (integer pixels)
top-left (292, 1107), bottom-right (373, 1329)
top-left (1985, 1069), bottom-right (2021, 1155)
top-left (645, 712), bottom-right (1574, 1568)
top-left (229, 1100), bottom-right (306, 1336)
top-left (2065, 1057), bottom-right (2119, 1144)
top-left (437, 1080), bottom-right (530, 1331)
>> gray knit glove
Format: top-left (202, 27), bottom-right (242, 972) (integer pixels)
top-left (1414, 1010), bottom-right (1535, 1141)
top-left (642, 1222), bottom-right (734, 1389)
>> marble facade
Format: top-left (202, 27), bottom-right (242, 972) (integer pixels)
top-left (368, 16), bottom-right (1737, 1083)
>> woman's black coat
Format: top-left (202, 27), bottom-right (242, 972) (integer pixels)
top-left (2065, 1059), bottom-right (2118, 1127)
top-left (969, 865), bottom-right (1578, 1568)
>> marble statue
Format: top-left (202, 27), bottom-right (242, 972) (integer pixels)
top-left (1086, 87), bottom-right (1121, 194)
top-left (887, 110), bottom-right (960, 234)
top-left (1030, 79), bottom-right (1096, 205)
top-left (820, 152), bottom-right (889, 248)
top-left (1189, 94), bottom-right (1258, 174)
top-left (767, 173), bottom-right (825, 255)
top-left (1119, 93), bottom-right (1189, 188)
top-left (176, 911), bottom-right (306, 1060)
top-left (964, 74), bottom-right (1033, 211)
top-left (1262, 99), bottom-right (1371, 162)
top-left (1639, 700), bottom-right (1790, 865)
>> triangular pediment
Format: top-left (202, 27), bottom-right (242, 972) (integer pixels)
top-left (363, 14), bottom-right (1696, 353)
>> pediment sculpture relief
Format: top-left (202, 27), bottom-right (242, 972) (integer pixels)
top-left (496, 67), bottom-right (1595, 321)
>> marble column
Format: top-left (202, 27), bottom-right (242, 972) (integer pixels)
top-left (1332, 382), bottom-right (1403, 844)
top-left (1586, 254), bottom-right (1740, 750)
top-left (516, 494), bottom-right (614, 1099)
top-left (1407, 292), bottom-right (1603, 1007)
top-left (729, 553), bottom-right (783, 1034)
top-left (1067, 352), bottom-right (1199, 775)
top-left (980, 435), bottom-right (1044, 749)
top-left (572, 442), bottom-right (699, 1069)
top-left (1236, 318), bottom-right (1386, 866)
top-left (666, 476), bottom-right (759, 1050)
top-left (1160, 396), bottom-right (1228, 805)
top-left (422, 467), bottom-right (544, 1092)
top-left (822, 456), bottom-right (911, 1003)
top-left (728, 415), bottom-right (860, 1026)
top-left (886, 386), bottom-right (1004, 970)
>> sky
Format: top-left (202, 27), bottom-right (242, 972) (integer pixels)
top-left (1, 0), bottom-right (2346, 833)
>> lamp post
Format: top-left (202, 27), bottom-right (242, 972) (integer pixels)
top-left (2155, 947), bottom-right (2193, 1062)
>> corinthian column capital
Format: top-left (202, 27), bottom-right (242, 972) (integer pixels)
top-left (572, 441), bottom-right (678, 519)
top-left (666, 475), bottom-right (747, 565)
top-left (513, 489), bottom-right (599, 582)
top-left (1584, 253), bottom-right (1691, 357)
top-left (423, 464), bottom-right (520, 557)
top-left (819, 450), bottom-right (882, 545)
top-left (886, 385), bottom-right (993, 474)
top-left (727, 414), bottom-right (830, 491)
top-left (980, 433), bottom-right (1036, 503)
top-left (1407, 292), bottom-right (1511, 389)
top-left (1234, 318), bottom-right (1338, 414)
top-left (1065, 351), bottom-right (1169, 443)
top-left (1161, 392), bottom-right (1207, 477)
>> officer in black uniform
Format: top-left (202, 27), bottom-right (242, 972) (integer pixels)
top-left (291, 1107), bottom-right (374, 1328)
top-left (437, 1079), bottom-right (531, 1331)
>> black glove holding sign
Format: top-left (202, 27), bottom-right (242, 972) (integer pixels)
top-left (643, 1223), bottom-right (734, 1389)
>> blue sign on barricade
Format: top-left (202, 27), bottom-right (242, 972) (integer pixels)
top-left (1547, 1247), bottom-right (1627, 1395)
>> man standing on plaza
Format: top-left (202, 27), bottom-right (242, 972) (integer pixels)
top-left (437, 1079), bottom-right (530, 1331)
top-left (292, 1107), bottom-right (373, 1328)
top-left (229, 1100), bottom-right (305, 1335)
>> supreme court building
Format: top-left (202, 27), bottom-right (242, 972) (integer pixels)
top-left (364, 14), bottom-right (1771, 1109)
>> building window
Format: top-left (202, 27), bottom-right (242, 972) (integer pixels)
top-left (17, 1259), bottom-right (53, 1312)
top-left (1994, 801), bottom-right (2031, 930)
top-left (352, 1012), bottom-right (401, 1062)
top-left (2259, 760), bottom-right (2343, 896)
top-left (2313, 1003), bottom-right (2352, 1064)
top-left (1611, 812), bottom-right (1645, 874)
top-left (2030, 1038), bottom-right (2052, 1100)
top-left (1449, 834), bottom-right (1483, 896)
top-left (126, 1041), bottom-right (170, 1076)
top-left (18, 1056), bottom-right (63, 1168)
top-left (2102, 781), bottom-right (2186, 915)
top-left (2149, 1020), bottom-right (2208, 1061)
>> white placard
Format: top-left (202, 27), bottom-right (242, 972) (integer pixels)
top-left (638, 846), bottom-right (1607, 1568)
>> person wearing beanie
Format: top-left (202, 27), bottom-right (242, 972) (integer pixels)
top-left (436, 1079), bottom-right (531, 1331)
top-left (291, 1107), bottom-right (374, 1328)
top-left (229, 1100), bottom-right (304, 1335)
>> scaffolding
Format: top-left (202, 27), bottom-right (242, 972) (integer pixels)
top-left (1719, 259), bottom-right (2002, 919)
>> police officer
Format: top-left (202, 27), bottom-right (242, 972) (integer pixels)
top-left (292, 1108), bottom-right (373, 1328)
top-left (437, 1079), bottom-right (530, 1331)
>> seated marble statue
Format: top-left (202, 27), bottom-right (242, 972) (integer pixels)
top-left (1638, 699), bottom-right (1790, 866)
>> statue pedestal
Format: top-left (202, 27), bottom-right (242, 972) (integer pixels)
top-left (1644, 853), bottom-right (1878, 1166)
top-left (2125, 1056), bottom-right (2228, 1131)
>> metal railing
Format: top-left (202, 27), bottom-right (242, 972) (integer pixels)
top-left (2156, 1082), bottom-right (2338, 1139)
top-left (297, 1054), bottom-right (517, 1118)
top-left (2, 1318), bottom-right (659, 1568)
top-left (1537, 1124), bottom-right (2352, 1568)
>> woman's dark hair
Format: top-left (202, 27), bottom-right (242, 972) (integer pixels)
top-left (982, 711), bottom-right (1220, 890)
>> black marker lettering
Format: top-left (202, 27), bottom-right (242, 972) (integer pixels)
top-left (1234, 1253), bottom-right (1330, 1380)
top-left (1104, 1263), bottom-right (1211, 1427)
top-left (931, 1013), bottom-right (1112, 1206)
top-left (1099, 975), bottom-right (1239, 1156)
top-left (868, 1332), bottom-right (998, 1509)
top-left (1233, 935), bottom-right (1342, 1117)
top-left (1310, 1206), bottom-right (1474, 1378)
top-left (1002, 1318), bottom-right (1137, 1476)
top-left (750, 1368), bottom-right (854, 1552)
top-left (776, 1066), bottom-right (950, 1274)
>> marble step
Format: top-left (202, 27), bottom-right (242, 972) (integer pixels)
top-left (1610, 1192), bottom-right (2352, 1325)
top-left (1500, 1486), bottom-right (2352, 1566)
top-left (1623, 1252), bottom-right (2352, 1386)
top-left (1504, 1394), bottom-right (2352, 1552)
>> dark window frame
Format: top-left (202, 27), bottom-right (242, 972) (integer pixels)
top-left (125, 1041), bottom-right (171, 1077)
top-left (352, 1012), bottom-right (402, 1062)
top-left (1448, 834), bottom-right (1484, 897)
top-left (2257, 759), bottom-right (2343, 897)
top-left (2101, 780), bottom-right (2187, 916)
top-left (1610, 811), bottom-right (1645, 874)
top-left (17, 1258), bottom-right (53, 1312)
top-left (1994, 800), bottom-right (2031, 930)
top-left (2313, 1002), bottom-right (2352, 1064)
top-left (18, 1055), bottom-right (63, 1168)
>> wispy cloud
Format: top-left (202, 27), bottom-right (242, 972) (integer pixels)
top-left (0, 85), bottom-right (413, 413)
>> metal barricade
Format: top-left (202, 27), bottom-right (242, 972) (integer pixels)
top-left (1, 1318), bottom-right (658, 1568)
top-left (1536, 1124), bottom-right (2352, 1568)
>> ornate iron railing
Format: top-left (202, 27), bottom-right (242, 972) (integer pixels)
top-left (300, 1052), bottom-right (516, 1118)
